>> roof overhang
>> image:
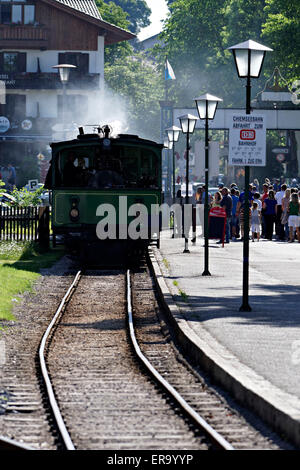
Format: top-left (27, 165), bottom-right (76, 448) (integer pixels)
top-left (41, 0), bottom-right (135, 45)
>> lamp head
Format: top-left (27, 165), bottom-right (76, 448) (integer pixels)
top-left (178, 114), bottom-right (198, 134)
top-left (194, 93), bottom-right (223, 120)
top-left (227, 40), bottom-right (273, 78)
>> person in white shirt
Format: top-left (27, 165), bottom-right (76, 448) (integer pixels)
top-left (275, 183), bottom-right (287, 241)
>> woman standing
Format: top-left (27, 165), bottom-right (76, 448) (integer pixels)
top-left (262, 190), bottom-right (277, 240)
top-left (212, 191), bottom-right (222, 207)
top-left (281, 188), bottom-right (291, 241)
top-left (288, 193), bottom-right (300, 243)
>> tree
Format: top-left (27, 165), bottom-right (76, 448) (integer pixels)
top-left (155, 0), bottom-right (284, 108)
top-left (96, 0), bottom-right (133, 65)
top-left (104, 54), bottom-right (164, 140)
top-left (262, 0), bottom-right (300, 83)
top-left (107, 0), bottom-right (151, 33)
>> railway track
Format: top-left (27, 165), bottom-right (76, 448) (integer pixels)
top-left (39, 268), bottom-right (232, 450)
top-left (0, 259), bottom-right (291, 450)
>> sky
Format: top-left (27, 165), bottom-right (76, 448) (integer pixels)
top-left (137, 0), bottom-right (169, 41)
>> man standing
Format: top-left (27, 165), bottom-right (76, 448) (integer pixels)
top-left (7, 163), bottom-right (16, 192)
top-left (219, 187), bottom-right (232, 244)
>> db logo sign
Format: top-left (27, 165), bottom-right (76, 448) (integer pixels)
top-left (240, 129), bottom-right (256, 140)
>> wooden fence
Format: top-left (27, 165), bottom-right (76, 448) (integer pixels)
top-left (0, 206), bottom-right (49, 244)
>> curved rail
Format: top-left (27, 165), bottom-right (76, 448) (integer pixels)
top-left (38, 270), bottom-right (81, 451)
top-left (0, 435), bottom-right (35, 451)
top-left (126, 269), bottom-right (234, 451)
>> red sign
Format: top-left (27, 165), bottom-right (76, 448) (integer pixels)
top-left (240, 129), bottom-right (256, 140)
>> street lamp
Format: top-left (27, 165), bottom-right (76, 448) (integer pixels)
top-left (227, 39), bottom-right (272, 311)
top-left (165, 125), bottom-right (181, 201)
top-left (163, 136), bottom-right (173, 196)
top-left (52, 64), bottom-right (77, 139)
top-left (195, 93), bottom-right (223, 276)
top-left (178, 113), bottom-right (198, 253)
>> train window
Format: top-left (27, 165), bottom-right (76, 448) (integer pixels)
top-left (53, 144), bottom-right (159, 189)
top-left (57, 149), bottom-right (94, 188)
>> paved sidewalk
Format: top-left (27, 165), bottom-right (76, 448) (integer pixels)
top-left (152, 229), bottom-right (300, 445)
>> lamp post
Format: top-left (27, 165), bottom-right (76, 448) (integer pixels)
top-left (195, 93), bottom-right (223, 276)
top-left (163, 135), bottom-right (173, 196)
top-left (178, 113), bottom-right (198, 253)
top-left (227, 39), bottom-right (272, 311)
top-left (52, 64), bottom-right (77, 139)
top-left (166, 125), bottom-right (181, 201)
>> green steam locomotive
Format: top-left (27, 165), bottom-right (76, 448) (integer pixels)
top-left (46, 125), bottom-right (163, 263)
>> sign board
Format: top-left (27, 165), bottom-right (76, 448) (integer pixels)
top-left (180, 183), bottom-right (193, 198)
top-left (208, 207), bottom-right (226, 246)
top-left (21, 119), bottom-right (32, 131)
top-left (229, 113), bottom-right (266, 166)
top-left (28, 179), bottom-right (39, 191)
top-left (0, 116), bottom-right (10, 133)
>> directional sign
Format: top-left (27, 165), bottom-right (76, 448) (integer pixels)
top-left (228, 114), bottom-right (266, 166)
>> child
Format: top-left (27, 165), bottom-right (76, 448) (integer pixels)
top-left (251, 201), bottom-right (261, 242)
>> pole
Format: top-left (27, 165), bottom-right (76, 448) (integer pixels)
top-left (172, 143), bottom-right (176, 201)
top-left (183, 130), bottom-right (190, 253)
top-left (239, 73), bottom-right (252, 311)
top-left (202, 112), bottom-right (211, 275)
top-left (62, 82), bottom-right (66, 140)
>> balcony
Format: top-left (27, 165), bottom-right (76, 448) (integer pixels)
top-left (0, 25), bottom-right (49, 48)
top-left (3, 72), bottom-right (101, 90)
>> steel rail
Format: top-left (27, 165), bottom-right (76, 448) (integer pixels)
top-left (38, 270), bottom-right (81, 451)
top-left (126, 269), bottom-right (234, 451)
top-left (0, 435), bottom-right (35, 451)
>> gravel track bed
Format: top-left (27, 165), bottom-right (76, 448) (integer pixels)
top-left (0, 256), bottom-right (77, 450)
top-left (131, 262), bottom-right (293, 450)
top-left (46, 269), bottom-right (208, 450)
top-left (0, 254), bottom-right (293, 451)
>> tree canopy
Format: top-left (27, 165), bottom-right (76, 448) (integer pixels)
top-left (107, 0), bottom-right (151, 33)
top-left (155, 0), bottom-right (298, 108)
top-left (104, 54), bottom-right (164, 140)
top-left (99, 0), bottom-right (300, 142)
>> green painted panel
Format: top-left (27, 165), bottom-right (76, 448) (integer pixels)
top-left (53, 190), bottom-right (161, 227)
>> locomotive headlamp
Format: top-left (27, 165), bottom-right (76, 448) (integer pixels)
top-left (69, 198), bottom-right (80, 222)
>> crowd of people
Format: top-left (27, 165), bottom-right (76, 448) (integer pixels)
top-left (195, 178), bottom-right (300, 243)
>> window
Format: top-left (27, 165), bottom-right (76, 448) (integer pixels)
top-left (3, 94), bottom-right (26, 120)
top-left (3, 52), bottom-right (18, 72)
top-left (24, 4), bottom-right (34, 23)
top-left (59, 53), bottom-right (89, 74)
top-left (0, 52), bottom-right (26, 73)
top-left (0, 2), bottom-right (35, 25)
top-left (11, 4), bottom-right (21, 23)
top-left (0, 4), bottom-right (11, 23)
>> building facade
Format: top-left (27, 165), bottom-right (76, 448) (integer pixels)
top-left (0, 0), bottom-right (134, 186)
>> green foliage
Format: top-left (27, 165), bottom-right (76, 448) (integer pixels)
top-left (96, 0), bottom-right (134, 65)
top-left (106, 0), bottom-right (151, 33)
top-left (262, 0), bottom-right (300, 83)
top-left (104, 53), bottom-right (164, 140)
top-left (154, 0), bottom-right (297, 108)
top-left (0, 180), bottom-right (5, 197)
top-left (9, 185), bottom-right (45, 207)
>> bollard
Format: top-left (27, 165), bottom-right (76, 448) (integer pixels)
top-left (38, 206), bottom-right (50, 250)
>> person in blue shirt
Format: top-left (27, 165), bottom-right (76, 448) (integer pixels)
top-left (230, 187), bottom-right (239, 241)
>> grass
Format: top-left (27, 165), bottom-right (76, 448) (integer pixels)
top-left (0, 241), bottom-right (64, 322)
top-left (173, 280), bottom-right (189, 302)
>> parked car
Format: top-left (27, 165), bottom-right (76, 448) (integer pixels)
top-left (0, 192), bottom-right (17, 206)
